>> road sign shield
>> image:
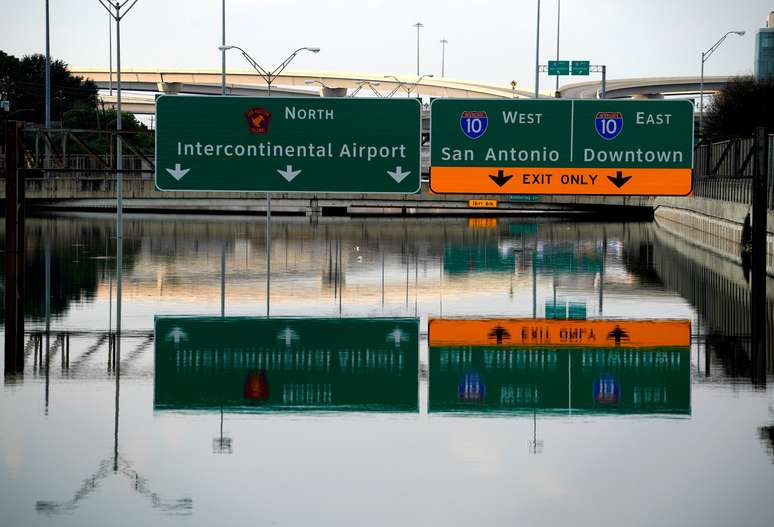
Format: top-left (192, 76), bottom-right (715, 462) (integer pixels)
top-left (594, 111), bottom-right (623, 140)
top-left (460, 111), bottom-right (488, 139)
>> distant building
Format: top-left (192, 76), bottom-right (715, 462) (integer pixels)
top-left (755, 11), bottom-right (774, 79)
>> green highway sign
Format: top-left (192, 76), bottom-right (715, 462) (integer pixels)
top-left (571, 60), bottom-right (590, 75)
top-left (547, 60), bottom-right (570, 75)
top-left (430, 99), bottom-right (694, 195)
top-left (155, 96), bottom-right (421, 193)
top-left (154, 316), bottom-right (419, 413)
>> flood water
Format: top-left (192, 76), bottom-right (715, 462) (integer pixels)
top-left (2, 214), bottom-right (773, 526)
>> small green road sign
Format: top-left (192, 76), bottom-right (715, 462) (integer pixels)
top-left (547, 60), bottom-right (570, 75)
top-left (155, 96), bottom-right (421, 193)
top-left (154, 316), bottom-right (419, 413)
top-left (571, 60), bottom-right (590, 75)
top-left (430, 98), bottom-right (694, 196)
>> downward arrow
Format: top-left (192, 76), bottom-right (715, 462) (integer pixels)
top-left (607, 170), bottom-right (632, 189)
top-left (166, 163), bottom-right (190, 181)
top-left (489, 169), bottom-right (513, 187)
top-left (277, 165), bottom-right (302, 182)
top-left (387, 166), bottom-right (411, 183)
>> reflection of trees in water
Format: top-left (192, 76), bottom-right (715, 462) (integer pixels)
top-left (0, 217), bottom-right (140, 322)
top-left (35, 454), bottom-right (192, 515)
top-left (759, 426), bottom-right (774, 463)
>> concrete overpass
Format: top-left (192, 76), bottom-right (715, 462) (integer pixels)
top-left (72, 67), bottom-right (537, 100)
top-left (559, 75), bottom-right (732, 99)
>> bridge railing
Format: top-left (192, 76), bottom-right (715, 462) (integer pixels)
top-left (693, 135), bottom-right (774, 209)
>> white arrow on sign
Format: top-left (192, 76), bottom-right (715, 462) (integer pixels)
top-left (166, 163), bottom-right (190, 181)
top-left (387, 166), bottom-right (411, 183)
top-left (165, 327), bottom-right (189, 347)
top-left (277, 165), bottom-right (302, 182)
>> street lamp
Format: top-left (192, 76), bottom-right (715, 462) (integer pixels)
top-left (351, 81), bottom-right (382, 97)
top-left (304, 79), bottom-right (334, 89)
top-left (218, 45), bottom-right (320, 96)
top-left (699, 30), bottom-right (745, 137)
top-left (383, 75), bottom-right (408, 98)
top-left (413, 22), bottom-right (424, 76)
top-left (410, 74), bottom-right (434, 99)
top-left (440, 38), bottom-right (448, 77)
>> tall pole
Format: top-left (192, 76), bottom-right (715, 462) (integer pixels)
top-left (109, 13), bottom-right (113, 95)
top-left (45, 0), bottom-right (51, 129)
top-left (414, 22), bottom-right (423, 76)
top-left (221, 0), bottom-right (226, 95)
top-left (114, 0), bottom-right (123, 368)
top-left (555, 0), bottom-right (560, 94)
top-left (601, 65), bottom-right (607, 99)
top-left (534, 0), bottom-right (541, 99)
top-left (699, 53), bottom-right (705, 138)
top-left (440, 38), bottom-right (448, 77)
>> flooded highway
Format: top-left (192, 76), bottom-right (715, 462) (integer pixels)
top-left (2, 214), bottom-right (773, 526)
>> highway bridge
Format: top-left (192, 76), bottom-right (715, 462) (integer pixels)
top-left (70, 67), bottom-right (734, 115)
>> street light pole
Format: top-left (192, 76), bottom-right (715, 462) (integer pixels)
top-left (219, 45), bottom-right (320, 97)
top-left (221, 0), bottom-right (226, 95)
top-left (45, 0), bottom-right (51, 130)
top-left (97, 0), bottom-right (140, 368)
top-left (555, 0), bottom-right (561, 94)
top-left (413, 22), bottom-right (424, 76)
top-left (534, 0), bottom-right (541, 99)
top-left (440, 38), bottom-right (448, 77)
top-left (699, 30), bottom-right (745, 138)
top-left (108, 12), bottom-right (113, 95)
top-left (219, 44), bottom-right (320, 317)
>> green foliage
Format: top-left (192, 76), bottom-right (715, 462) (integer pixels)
top-left (0, 50), bottom-right (153, 153)
top-left (703, 75), bottom-right (774, 141)
top-left (0, 51), bottom-right (98, 124)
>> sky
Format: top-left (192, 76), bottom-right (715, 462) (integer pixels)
top-left (1, 0), bottom-right (771, 91)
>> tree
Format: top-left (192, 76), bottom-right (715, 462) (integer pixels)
top-left (1, 51), bottom-right (152, 153)
top-left (703, 76), bottom-right (774, 141)
top-left (0, 51), bottom-right (98, 124)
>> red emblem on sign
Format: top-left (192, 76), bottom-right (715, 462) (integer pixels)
top-left (245, 107), bottom-right (271, 134)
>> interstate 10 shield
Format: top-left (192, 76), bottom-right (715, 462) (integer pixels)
top-left (594, 111), bottom-right (623, 140)
top-left (460, 111), bottom-right (488, 140)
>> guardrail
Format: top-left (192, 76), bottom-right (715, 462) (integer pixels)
top-left (693, 135), bottom-right (774, 208)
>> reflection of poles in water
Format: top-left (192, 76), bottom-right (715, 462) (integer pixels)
top-left (405, 245), bottom-right (410, 308)
top-left (113, 330), bottom-right (120, 472)
top-left (599, 232), bottom-right (606, 316)
top-left (213, 405), bottom-right (233, 454)
top-left (44, 233), bottom-right (51, 414)
top-left (439, 250), bottom-right (444, 318)
top-left (751, 127), bottom-right (769, 385)
top-left (36, 368), bottom-right (191, 516)
top-left (414, 253), bottom-right (418, 317)
top-left (381, 244), bottom-right (385, 309)
top-left (532, 249), bottom-right (537, 319)
top-left (266, 194), bottom-right (271, 318)
top-left (221, 242), bottom-right (226, 317)
top-left (529, 385), bottom-right (543, 454)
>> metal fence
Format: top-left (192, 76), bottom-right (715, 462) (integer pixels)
top-left (693, 135), bottom-right (774, 208)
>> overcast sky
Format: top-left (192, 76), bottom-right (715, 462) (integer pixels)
top-left (1, 0), bottom-right (771, 90)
